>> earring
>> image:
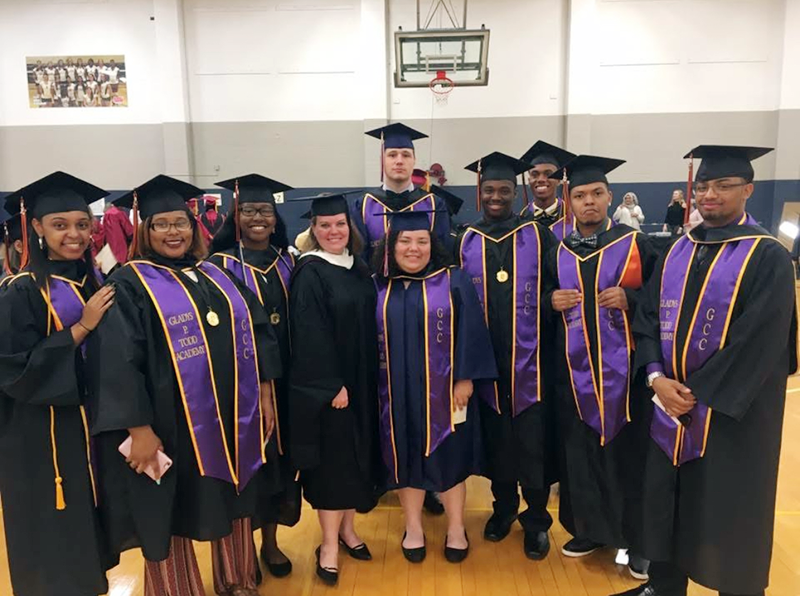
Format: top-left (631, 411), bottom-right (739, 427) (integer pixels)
top-left (38, 236), bottom-right (44, 250)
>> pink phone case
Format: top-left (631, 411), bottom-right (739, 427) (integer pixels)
top-left (118, 435), bottom-right (173, 483)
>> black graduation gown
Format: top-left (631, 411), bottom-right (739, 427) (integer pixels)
top-left (544, 223), bottom-right (657, 547)
top-left (0, 262), bottom-right (116, 596)
top-left (455, 215), bottom-right (560, 490)
top-left (208, 246), bottom-right (301, 527)
top-left (86, 255), bottom-right (283, 562)
top-left (380, 267), bottom-right (497, 492)
top-left (632, 222), bottom-right (798, 594)
top-left (288, 254), bottom-right (381, 510)
top-left (351, 187), bottom-right (453, 260)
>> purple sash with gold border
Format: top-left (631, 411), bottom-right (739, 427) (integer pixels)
top-left (459, 223), bottom-right (541, 416)
top-left (557, 232), bottom-right (638, 445)
top-left (362, 193), bottom-right (436, 248)
top-left (550, 214), bottom-right (576, 242)
top-left (652, 216), bottom-right (762, 465)
top-left (129, 260), bottom-right (264, 489)
top-left (215, 250), bottom-right (294, 308)
top-left (376, 268), bottom-right (454, 484)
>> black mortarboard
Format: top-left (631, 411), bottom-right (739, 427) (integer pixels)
top-left (684, 145), bottom-right (773, 183)
top-left (115, 175), bottom-right (203, 219)
top-left (373, 209), bottom-right (446, 232)
top-left (430, 184), bottom-right (464, 215)
top-left (465, 152), bottom-right (529, 183)
top-left (3, 171), bottom-right (107, 219)
top-left (520, 140), bottom-right (576, 169)
top-left (290, 190), bottom-right (364, 220)
top-left (550, 155), bottom-right (626, 188)
top-left (215, 173), bottom-right (293, 204)
top-left (365, 123), bottom-right (428, 149)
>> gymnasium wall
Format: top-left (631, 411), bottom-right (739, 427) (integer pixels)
top-left (1, 0), bottom-right (799, 233)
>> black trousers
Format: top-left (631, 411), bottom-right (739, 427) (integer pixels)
top-left (650, 561), bottom-right (764, 596)
top-left (490, 481), bottom-right (552, 533)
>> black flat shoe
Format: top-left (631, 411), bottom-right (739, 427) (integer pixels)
top-left (338, 536), bottom-right (372, 561)
top-left (444, 532), bottom-right (469, 563)
top-left (607, 582), bottom-right (660, 596)
top-left (260, 547), bottom-right (292, 578)
top-left (401, 531), bottom-right (426, 563)
top-left (523, 530), bottom-right (550, 560)
top-left (483, 513), bottom-right (518, 542)
top-left (315, 546), bottom-right (338, 586)
top-left (423, 491), bottom-right (445, 515)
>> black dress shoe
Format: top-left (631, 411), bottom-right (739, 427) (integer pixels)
top-left (483, 513), bottom-right (518, 542)
top-left (338, 536), bottom-right (373, 561)
top-left (401, 531), bottom-right (427, 563)
top-left (423, 491), bottom-right (445, 515)
top-left (260, 546), bottom-right (293, 578)
top-left (523, 531), bottom-right (550, 560)
top-left (561, 536), bottom-right (603, 557)
top-left (608, 582), bottom-right (660, 596)
top-left (444, 532), bottom-right (469, 563)
top-left (314, 546), bottom-right (338, 586)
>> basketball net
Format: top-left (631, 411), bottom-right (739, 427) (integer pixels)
top-left (430, 70), bottom-right (454, 106)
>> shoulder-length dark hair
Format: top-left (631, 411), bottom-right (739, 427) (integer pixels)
top-left (27, 207), bottom-right (100, 290)
top-left (207, 205), bottom-right (289, 254)
top-left (307, 213), bottom-right (364, 256)
top-left (371, 229), bottom-right (452, 280)
top-left (136, 212), bottom-right (208, 261)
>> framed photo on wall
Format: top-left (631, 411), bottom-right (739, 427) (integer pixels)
top-left (26, 54), bottom-right (128, 108)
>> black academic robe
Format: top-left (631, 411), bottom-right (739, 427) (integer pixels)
top-left (544, 222), bottom-right (657, 548)
top-left (351, 187), bottom-right (453, 261)
top-left (0, 262), bottom-right (116, 596)
top-left (288, 254), bottom-right (381, 510)
top-left (632, 221), bottom-right (798, 594)
top-left (455, 215), bottom-right (560, 490)
top-left (520, 198), bottom-right (564, 229)
top-left (379, 267), bottom-right (497, 492)
top-left (208, 246), bottom-right (301, 527)
top-left (86, 254), bottom-right (283, 562)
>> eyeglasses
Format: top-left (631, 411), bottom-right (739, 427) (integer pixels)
top-left (693, 182), bottom-right (749, 196)
top-left (239, 206), bottom-right (276, 218)
top-left (150, 219), bottom-right (192, 232)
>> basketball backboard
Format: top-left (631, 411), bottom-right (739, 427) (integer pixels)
top-left (394, 28), bottom-right (490, 88)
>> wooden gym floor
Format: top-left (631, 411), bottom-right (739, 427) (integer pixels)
top-left (1, 367), bottom-right (800, 595)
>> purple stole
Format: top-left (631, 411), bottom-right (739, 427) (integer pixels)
top-left (459, 222), bottom-right (542, 416)
top-left (36, 272), bottom-right (99, 510)
top-left (376, 268), bottom-right (454, 484)
top-left (651, 214), bottom-right (765, 465)
top-left (129, 260), bottom-right (264, 490)
top-left (550, 214), bottom-right (576, 242)
top-left (361, 193), bottom-right (436, 247)
top-left (557, 231), bottom-right (639, 445)
top-left (213, 248), bottom-right (293, 455)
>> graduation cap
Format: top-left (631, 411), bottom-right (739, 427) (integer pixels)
top-left (215, 173), bottom-right (293, 205)
top-left (430, 184), bottom-right (464, 216)
top-left (3, 171), bottom-right (108, 270)
top-left (366, 123), bottom-right (428, 182)
top-left (549, 155), bottom-right (626, 189)
top-left (684, 145), bottom-right (773, 183)
top-left (115, 175), bottom-right (204, 259)
top-left (288, 189), bottom-right (364, 220)
top-left (520, 141), bottom-right (576, 169)
top-left (465, 152), bottom-right (530, 210)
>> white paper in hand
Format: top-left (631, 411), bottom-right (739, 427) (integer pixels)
top-left (453, 405), bottom-right (467, 425)
top-left (652, 395), bottom-right (681, 426)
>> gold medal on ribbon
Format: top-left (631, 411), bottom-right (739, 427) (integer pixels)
top-left (206, 310), bottom-right (220, 327)
top-left (270, 312), bottom-right (281, 325)
top-left (496, 269), bottom-right (509, 283)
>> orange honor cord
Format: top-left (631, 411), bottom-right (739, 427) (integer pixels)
top-left (19, 197), bottom-right (29, 270)
top-left (128, 191), bottom-right (140, 260)
top-left (685, 154), bottom-right (694, 225)
top-left (234, 179), bottom-right (241, 243)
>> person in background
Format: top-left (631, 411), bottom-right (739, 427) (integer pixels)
top-left (663, 190), bottom-right (686, 236)
top-left (102, 201), bottom-right (134, 265)
top-left (613, 192), bottom-right (645, 230)
top-left (201, 196), bottom-right (225, 236)
top-left (1, 211), bottom-right (24, 279)
top-left (372, 210), bottom-right (497, 564)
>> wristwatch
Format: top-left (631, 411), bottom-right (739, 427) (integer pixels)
top-left (646, 371), bottom-right (665, 388)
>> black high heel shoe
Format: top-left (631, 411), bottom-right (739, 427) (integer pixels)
top-left (338, 535), bottom-right (372, 561)
top-left (315, 546), bottom-right (339, 586)
top-left (401, 531), bottom-right (427, 563)
top-left (444, 532), bottom-right (469, 563)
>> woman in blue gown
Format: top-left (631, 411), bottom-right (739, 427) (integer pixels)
top-left (371, 211), bottom-right (497, 564)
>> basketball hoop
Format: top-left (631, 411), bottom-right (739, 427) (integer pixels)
top-left (429, 70), bottom-right (454, 106)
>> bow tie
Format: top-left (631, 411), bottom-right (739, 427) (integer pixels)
top-left (568, 232), bottom-right (597, 249)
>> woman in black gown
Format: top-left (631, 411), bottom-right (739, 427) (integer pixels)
top-left (86, 175), bottom-right (283, 596)
top-left (0, 172), bottom-right (117, 596)
top-left (287, 193), bottom-right (380, 586)
top-left (208, 173), bottom-right (299, 578)
top-left (371, 211), bottom-right (496, 564)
